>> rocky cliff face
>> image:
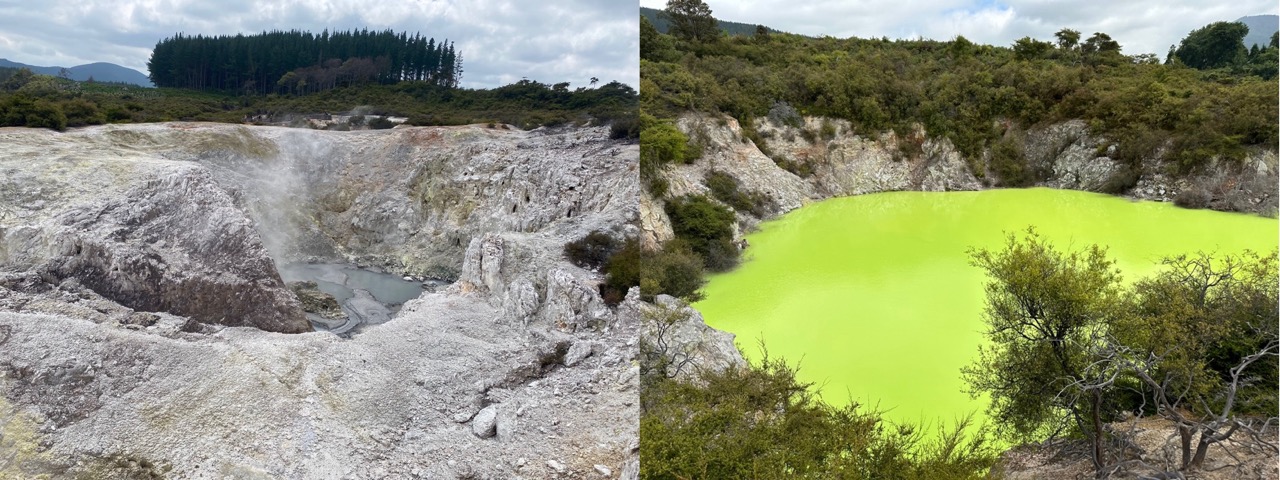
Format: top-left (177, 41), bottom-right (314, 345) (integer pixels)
top-left (0, 132), bottom-right (310, 333)
top-left (0, 122), bottom-right (641, 478)
top-left (642, 113), bottom-right (1277, 247)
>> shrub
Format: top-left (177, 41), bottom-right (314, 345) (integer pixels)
top-left (563, 231), bottom-right (620, 270)
top-left (609, 113), bottom-right (640, 139)
top-left (602, 238), bottom-right (707, 303)
top-left (705, 170), bottom-right (774, 218)
top-left (640, 116), bottom-right (695, 165)
top-left (988, 136), bottom-right (1031, 187)
top-left (22, 99), bottom-right (67, 131)
top-left (665, 194), bottom-right (739, 271)
top-left (641, 352), bottom-right (997, 479)
top-left (367, 116), bottom-right (395, 129)
top-left (61, 98), bottom-right (105, 127)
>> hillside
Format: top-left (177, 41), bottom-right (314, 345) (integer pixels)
top-left (0, 58), bottom-right (152, 86)
top-left (1237, 14), bottom-right (1279, 48)
top-left (639, 6), bottom-right (778, 36)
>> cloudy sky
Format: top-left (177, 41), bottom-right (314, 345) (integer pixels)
top-left (0, 0), bottom-right (637, 89)
top-left (641, 0), bottom-right (1277, 57)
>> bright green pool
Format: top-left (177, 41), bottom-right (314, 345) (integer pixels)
top-left (693, 188), bottom-right (1278, 431)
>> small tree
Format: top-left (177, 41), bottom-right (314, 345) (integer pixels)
top-left (1055, 28), bottom-right (1082, 50)
top-left (963, 229), bottom-right (1123, 470)
top-left (1114, 251), bottom-right (1279, 472)
top-left (662, 0), bottom-right (718, 43)
top-left (1173, 21), bottom-right (1250, 70)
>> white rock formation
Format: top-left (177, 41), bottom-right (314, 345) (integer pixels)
top-left (0, 122), bottom-right (640, 478)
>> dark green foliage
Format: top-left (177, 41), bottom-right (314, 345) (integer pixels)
top-left (564, 231), bottom-right (621, 270)
top-left (609, 113), bottom-right (640, 139)
top-left (988, 136), bottom-right (1033, 187)
top-left (1, 95), bottom-right (67, 131)
top-left (60, 98), bottom-right (105, 127)
top-left (662, 0), bottom-right (719, 43)
top-left (0, 73), bottom-right (635, 133)
top-left (967, 233), bottom-right (1279, 474)
top-left (1174, 22), bottom-right (1249, 70)
top-left (366, 116), bottom-right (394, 129)
top-left (664, 195), bottom-right (739, 271)
top-left (705, 170), bottom-right (774, 217)
top-left (641, 350), bottom-right (997, 479)
top-left (1173, 187), bottom-right (1211, 209)
top-left (601, 238), bottom-right (706, 303)
top-left (640, 7), bottom-right (774, 38)
top-left (1013, 37), bottom-right (1054, 60)
top-left (148, 29), bottom-right (460, 93)
top-left (0, 67), bottom-right (35, 91)
top-left (640, 21), bottom-right (1276, 186)
top-left (964, 229), bottom-right (1123, 445)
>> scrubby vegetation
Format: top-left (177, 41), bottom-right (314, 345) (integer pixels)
top-left (640, 303), bottom-right (998, 479)
top-left (965, 229), bottom-right (1278, 476)
top-left (640, 3), bottom-right (1277, 188)
top-left (564, 231), bottom-right (622, 271)
top-left (636, 0), bottom-right (1277, 300)
top-left (664, 195), bottom-right (740, 271)
top-left (601, 238), bottom-right (706, 304)
top-left (705, 170), bottom-right (774, 217)
top-left (0, 66), bottom-right (637, 134)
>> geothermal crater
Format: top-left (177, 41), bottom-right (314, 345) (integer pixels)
top-left (0, 122), bottom-right (641, 479)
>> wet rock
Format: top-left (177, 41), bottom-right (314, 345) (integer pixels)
top-left (288, 281), bottom-right (344, 319)
top-left (343, 289), bottom-right (391, 325)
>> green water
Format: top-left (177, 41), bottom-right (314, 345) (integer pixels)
top-left (694, 188), bottom-right (1278, 431)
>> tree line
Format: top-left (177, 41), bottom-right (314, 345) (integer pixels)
top-left (640, 0), bottom-right (1277, 204)
top-left (147, 29), bottom-right (461, 94)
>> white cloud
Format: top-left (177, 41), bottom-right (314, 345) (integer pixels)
top-left (0, 0), bottom-right (638, 89)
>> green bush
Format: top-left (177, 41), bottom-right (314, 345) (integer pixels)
top-left (705, 170), bottom-right (774, 218)
top-left (988, 136), bottom-right (1031, 187)
top-left (608, 111), bottom-right (640, 139)
top-left (367, 116), bottom-right (395, 129)
top-left (602, 238), bottom-right (706, 303)
top-left (641, 352), bottom-right (997, 479)
top-left (640, 115), bottom-right (695, 165)
top-left (665, 194), bottom-right (739, 271)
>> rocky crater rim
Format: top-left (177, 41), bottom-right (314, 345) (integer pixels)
top-left (0, 121), bottom-right (641, 478)
top-left (1, 121), bottom-right (640, 335)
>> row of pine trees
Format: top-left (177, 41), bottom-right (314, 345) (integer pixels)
top-left (147, 29), bottom-right (460, 94)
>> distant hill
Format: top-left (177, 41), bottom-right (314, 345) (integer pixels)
top-left (0, 58), bottom-right (152, 87)
top-left (640, 6), bottom-right (779, 36)
top-left (1236, 15), bottom-right (1278, 48)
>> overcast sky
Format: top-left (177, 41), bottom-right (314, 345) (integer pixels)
top-left (0, 0), bottom-right (637, 89)
top-left (641, 0), bottom-right (1278, 57)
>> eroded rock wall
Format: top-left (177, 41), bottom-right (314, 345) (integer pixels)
top-left (0, 132), bottom-right (310, 333)
top-left (644, 114), bottom-right (1277, 246)
top-left (0, 122), bottom-right (640, 478)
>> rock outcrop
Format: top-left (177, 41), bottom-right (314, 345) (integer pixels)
top-left (0, 122), bottom-right (640, 478)
top-left (0, 138), bottom-right (310, 333)
top-left (644, 113), bottom-right (1277, 248)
